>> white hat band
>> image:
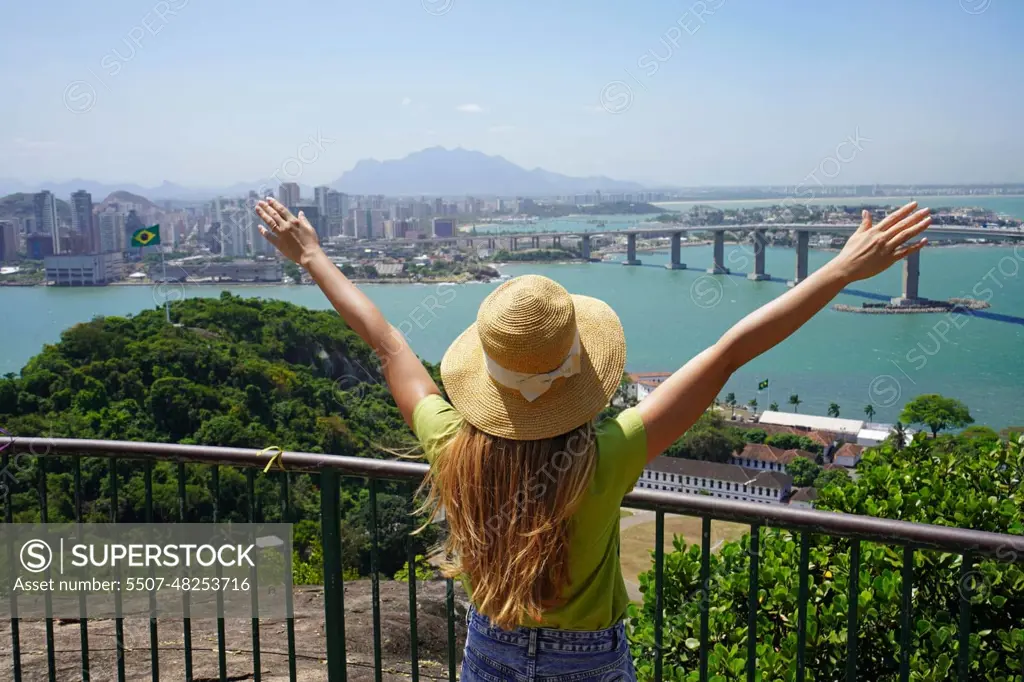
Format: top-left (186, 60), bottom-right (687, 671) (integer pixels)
top-left (483, 332), bottom-right (581, 402)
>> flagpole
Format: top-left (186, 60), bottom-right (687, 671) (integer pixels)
top-left (160, 246), bottom-right (170, 324)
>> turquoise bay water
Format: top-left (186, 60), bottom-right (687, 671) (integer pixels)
top-left (3, 245), bottom-right (1023, 428)
top-left (470, 196), bottom-right (1024, 236)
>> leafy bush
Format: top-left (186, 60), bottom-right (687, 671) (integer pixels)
top-left (629, 433), bottom-right (1024, 680)
top-left (665, 412), bottom-right (745, 463)
top-left (786, 457), bottom-right (820, 487)
top-left (394, 554), bottom-right (437, 582)
top-left (765, 433), bottom-right (824, 455)
top-left (742, 429), bottom-right (767, 444)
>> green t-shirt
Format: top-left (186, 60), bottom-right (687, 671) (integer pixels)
top-left (411, 394), bottom-right (648, 631)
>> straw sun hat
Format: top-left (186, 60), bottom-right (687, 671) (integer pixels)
top-left (440, 275), bottom-right (626, 440)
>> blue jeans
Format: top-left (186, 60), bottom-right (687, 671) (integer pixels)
top-left (461, 607), bottom-right (637, 682)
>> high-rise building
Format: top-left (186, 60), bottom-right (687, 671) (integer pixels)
top-left (98, 210), bottom-right (126, 253)
top-left (314, 186), bottom-right (330, 218)
top-left (245, 194), bottom-right (273, 255)
top-left (34, 191), bottom-right (59, 253)
top-left (0, 221), bottom-right (18, 261)
top-left (220, 207), bottom-right (249, 257)
top-left (279, 183), bottom-right (301, 206)
top-left (351, 208), bottom-right (388, 239)
top-left (292, 205), bottom-right (323, 240)
top-left (383, 220), bottom-right (412, 240)
top-left (26, 234), bottom-right (54, 259)
top-left (324, 190), bottom-right (348, 238)
top-left (70, 190), bottom-right (94, 251)
top-left (432, 217), bottom-right (455, 238)
top-left (212, 196), bottom-right (224, 225)
top-left (326, 191), bottom-right (348, 215)
top-left (124, 210), bottom-right (145, 248)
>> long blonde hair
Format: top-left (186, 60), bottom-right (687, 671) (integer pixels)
top-left (418, 419), bottom-right (597, 629)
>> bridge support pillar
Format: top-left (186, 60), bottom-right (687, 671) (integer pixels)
top-left (581, 235), bottom-right (591, 260)
top-left (624, 233), bottom-right (642, 265)
top-left (553, 235), bottom-right (560, 248)
top-left (706, 231), bottom-right (729, 274)
top-left (788, 231), bottom-right (809, 287)
top-left (891, 248), bottom-right (922, 305)
top-left (747, 230), bottom-right (770, 280)
top-left (488, 238), bottom-right (495, 249)
top-left (666, 232), bottom-right (686, 270)
top-left (532, 236), bottom-right (540, 249)
top-left (511, 237), bottom-right (518, 251)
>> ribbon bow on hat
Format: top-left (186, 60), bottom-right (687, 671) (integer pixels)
top-left (484, 333), bottom-right (581, 402)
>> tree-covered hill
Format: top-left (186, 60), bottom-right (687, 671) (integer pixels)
top-left (0, 293), bottom-right (439, 577)
top-left (1, 292), bottom-right (423, 452)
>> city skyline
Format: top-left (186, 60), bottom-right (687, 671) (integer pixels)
top-left (2, 0), bottom-right (1022, 189)
top-left (4, 146), bottom-right (1024, 204)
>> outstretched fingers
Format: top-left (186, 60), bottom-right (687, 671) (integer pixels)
top-left (894, 238), bottom-right (928, 260)
top-left (860, 209), bottom-right (873, 230)
top-left (887, 212), bottom-right (932, 249)
top-left (256, 202), bottom-right (284, 230)
top-left (267, 198), bottom-right (296, 222)
top-left (876, 201), bottom-right (918, 231)
top-left (257, 225), bottom-right (278, 244)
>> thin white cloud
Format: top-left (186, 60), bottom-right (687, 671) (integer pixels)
top-left (456, 103), bottom-right (484, 114)
top-left (12, 138), bottom-right (58, 150)
top-left (401, 97), bottom-right (412, 107)
top-left (488, 125), bottom-right (516, 134)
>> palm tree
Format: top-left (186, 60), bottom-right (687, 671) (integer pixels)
top-left (828, 402), bottom-right (841, 418)
top-left (724, 392), bottom-right (737, 417)
top-left (788, 394), bottom-right (802, 413)
top-left (748, 398), bottom-right (758, 417)
top-left (864, 404), bottom-right (876, 421)
top-left (770, 401), bottom-right (780, 412)
top-left (889, 421), bottom-right (907, 451)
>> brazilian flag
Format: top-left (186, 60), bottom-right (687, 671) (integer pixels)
top-left (758, 379), bottom-right (769, 390)
top-left (130, 225), bottom-right (161, 247)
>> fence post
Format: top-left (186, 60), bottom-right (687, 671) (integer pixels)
top-left (321, 471), bottom-right (347, 682)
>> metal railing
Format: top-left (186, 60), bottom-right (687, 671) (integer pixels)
top-left (1, 437), bottom-right (1022, 682)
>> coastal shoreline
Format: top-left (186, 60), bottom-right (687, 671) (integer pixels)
top-left (1, 276), bottom-right (490, 289)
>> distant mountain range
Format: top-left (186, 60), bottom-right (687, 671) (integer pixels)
top-left (327, 147), bottom-right (645, 196)
top-left (0, 147), bottom-right (647, 202)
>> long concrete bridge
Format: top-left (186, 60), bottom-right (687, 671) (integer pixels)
top-left (378, 223), bottom-right (1024, 304)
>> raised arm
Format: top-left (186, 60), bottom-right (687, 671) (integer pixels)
top-left (255, 199), bottom-right (440, 427)
top-left (636, 201), bottom-right (932, 460)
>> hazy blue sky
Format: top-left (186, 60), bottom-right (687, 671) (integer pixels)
top-left (3, 0), bottom-right (1021, 188)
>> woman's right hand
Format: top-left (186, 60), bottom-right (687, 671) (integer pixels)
top-left (830, 201), bottom-right (932, 284)
top-left (255, 198), bottom-right (324, 267)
